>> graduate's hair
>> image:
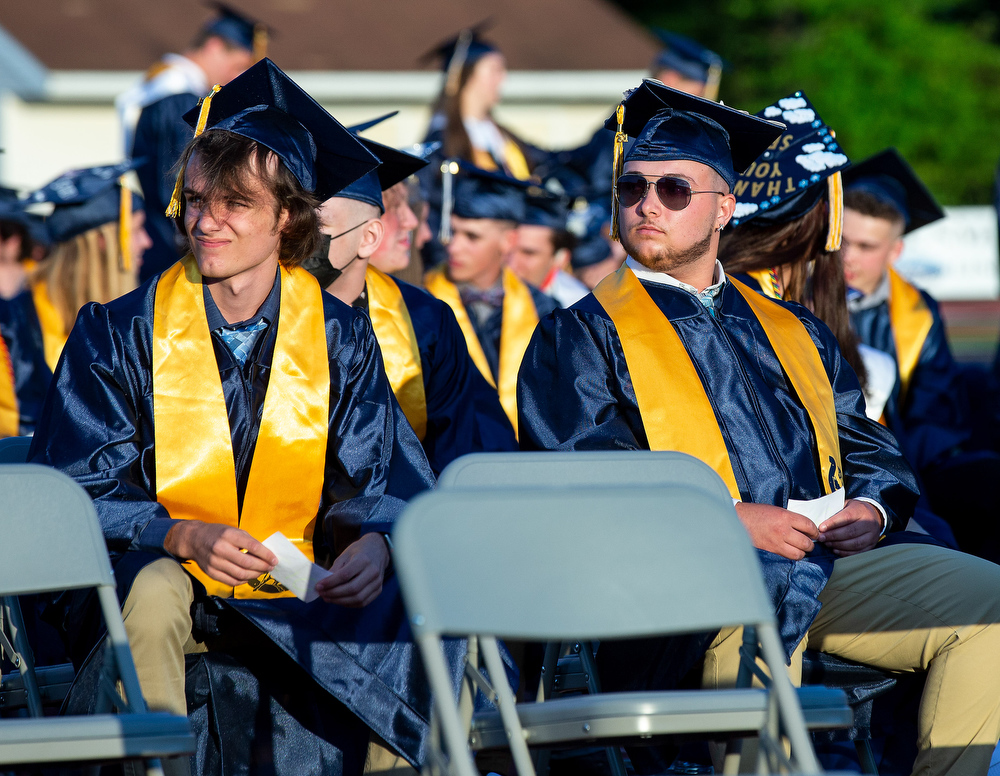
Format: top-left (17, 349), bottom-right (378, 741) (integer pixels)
top-left (844, 189), bottom-right (906, 233)
top-left (172, 130), bottom-right (320, 268)
top-left (718, 200), bottom-right (869, 390)
top-left (34, 222), bottom-right (137, 337)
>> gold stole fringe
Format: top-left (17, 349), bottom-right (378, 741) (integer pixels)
top-left (887, 267), bottom-right (933, 404)
top-left (153, 256), bottom-right (330, 598)
top-left (0, 329), bottom-right (18, 438)
top-left (366, 266), bottom-right (427, 441)
top-left (31, 281), bottom-right (68, 371)
top-left (593, 267), bottom-right (842, 500)
top-left (424, 267), bottom-right (538, 436)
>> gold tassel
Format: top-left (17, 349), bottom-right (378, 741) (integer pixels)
top-left (610, 103), bottom-right (626, 241)
top-left (119, 176), bottom-right (132, 273)
top-left (165, 84), bottom-right (221, 218)
top-left (825, 171), bottom-right (844, 252)
top-left (703, 62), bottom-right (722, 102)
top-left (252, 24), bottom-right (268, 63)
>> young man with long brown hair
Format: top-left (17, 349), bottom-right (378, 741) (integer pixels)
top-left (30, 60), bottom-right (437, 775)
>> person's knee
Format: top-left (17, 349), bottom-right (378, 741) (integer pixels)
top-left (121, 558), bottom-right (194, 640)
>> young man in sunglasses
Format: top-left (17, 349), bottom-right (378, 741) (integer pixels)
top-left (516, 79), bottom-right (1000, 776)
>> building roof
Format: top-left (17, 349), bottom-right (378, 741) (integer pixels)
top-left (0, 0), bottom-right (660, 72)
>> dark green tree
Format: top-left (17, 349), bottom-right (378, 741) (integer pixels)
top-left (616, 0), bottom-right (1000, 204)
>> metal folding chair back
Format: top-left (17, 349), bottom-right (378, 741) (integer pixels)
top-left (438, 450), bottom-right (732, 502)
top-left (0, 464), bottom-right (193, 773)
top-left (394, 481), bottom-right (823, 776)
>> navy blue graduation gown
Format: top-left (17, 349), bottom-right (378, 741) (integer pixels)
top-left (0, 288), bottom-right (52, 435)
top-left (850, 291), bottom-right (969, 474)
top-left (387, 276), bottom-right (515, 471)
top-left (27, 270), bottom-right (460, 766)
top-left (517, 280), bottom-right (920, 654)
top-left (469, 284), bottom-right (559, 386)
top-left (132, 92), bottom-right (199, 282)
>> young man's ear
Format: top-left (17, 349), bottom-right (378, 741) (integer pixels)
top-left (358, 219), bottom-right (384, 259)
top-left (888, 236), bottom-right (905, 266)
top-left (553, 247), bottom-right (572, 273)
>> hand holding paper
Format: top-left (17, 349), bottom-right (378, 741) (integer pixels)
top-left (262, 532), bottom-right (332, 602)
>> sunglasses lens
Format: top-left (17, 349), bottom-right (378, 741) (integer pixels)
top-left (617, 176), bottom-right (648, 208)
top-left (655, 177), bottom-right (693, 210)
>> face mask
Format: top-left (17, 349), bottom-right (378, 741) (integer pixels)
top-left (300, 220), bottom-right (372, 287)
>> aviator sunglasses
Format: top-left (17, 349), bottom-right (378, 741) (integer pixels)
top-left (616, 174), bottom-right (725, 211)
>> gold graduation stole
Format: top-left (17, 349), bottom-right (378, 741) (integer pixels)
top-left (746, 268), bottom-right (782, 300)
top-left (0, 329), bottom-right (18, 438)
top-left (153, 256), bottom-right (330, 598)
top-left (424, 266), bottom-right (538, 436)
top-left (887, 267), bottom-right (933, 404)
top-left (470, 134), bottom-right (531, 181)
top-left (593, 266), bottom-right (842, 500)
top-left (365, 266), bottom-right (427, 441)
top-left (31, 280), bottom-right (68, 371)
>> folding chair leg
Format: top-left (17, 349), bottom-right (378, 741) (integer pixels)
top-left (855, 740), bottom-right (879, 775)
top-left (1, 596), bottom-right (44, 717)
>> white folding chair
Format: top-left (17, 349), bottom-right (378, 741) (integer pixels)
top-left (394, 479), bottom-right (826, 776)
top-left (0, 464), bottom-right (194, 775)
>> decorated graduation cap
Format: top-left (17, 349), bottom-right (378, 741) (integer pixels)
top-left (323, 112), bottom-right (430, 211)
top-left (843, 148), bottom-right (944, 234)
top-left (422, 22), bottom-right (498, 99)
top-left (203, 2), bottom-right (271, 61)
top-left (603, 78), bottom-right (784, 239)
top-left (652, 30), bottom-right (725, 100)
top-left (167, 58), bottom-right (379, 217)
top-left (27, 159), bottom-right (145, 270)
top-left (438, 160), bottom-right (529, 242)
top-left (728, 91), bottom-right (850, 251)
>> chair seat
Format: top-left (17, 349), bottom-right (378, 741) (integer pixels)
top-left (470, 685), bottom-right (853, 750)
top-left (0, 712), bottom-right (194, 765)
top-left (1, 663), bottom-right (76, 711)
top-left (471, 689), bottom-right (770, 749)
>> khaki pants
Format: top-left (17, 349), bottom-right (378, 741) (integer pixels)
top-left (703, 544), bottom-right (1000, 776)
top-left (121, 558), bottom-right (417, 774)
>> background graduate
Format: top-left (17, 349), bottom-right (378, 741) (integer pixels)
top-left (304, 118), bottom-right (505, 473)
top-left (29, 60), bottom-right (455, 775)
top-left (128, 4), bottom-right (267, 282)
top-left (0, 189), bottom-right (50, 437)
top-left (20, 161), bottom-right (152, 371)
top-left (841, 148), bottom-right (1000, 561)
top-left (425, 161), bottom-right (556, 440)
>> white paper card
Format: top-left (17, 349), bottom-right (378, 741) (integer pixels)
top-left (786, 488), bottom-right (845, 528)
top-left (262, 531), bottom-right (332, 602)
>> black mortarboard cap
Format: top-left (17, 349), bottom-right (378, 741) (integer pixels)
top-left (203, 2), bottom-right (269, 55)
top-left (652, 30), bottom-right (724, 84)
top-left (27, 160), bottom-right (145, 244)
top-left (422, 22), bottom-right (498, 72)
top-left (179, 58), bottom-right (379, 199)
top-left (322, 113), bottom-right (430, 210)
top-left (729, 91), bottom-right (850, 235)
top-left (451, 161), bottom-right (528, 222)
top-left (606, 79), bottom-right (784, 190)
top-left (843, 148), bottom-right (944, 233)
top-left (523, 187), bottom-right (568, 231)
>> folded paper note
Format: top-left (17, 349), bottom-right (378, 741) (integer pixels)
top-left (786, 488), bottom-right (845, 528)
top-left (262, 531), bottom-right (333, 602)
